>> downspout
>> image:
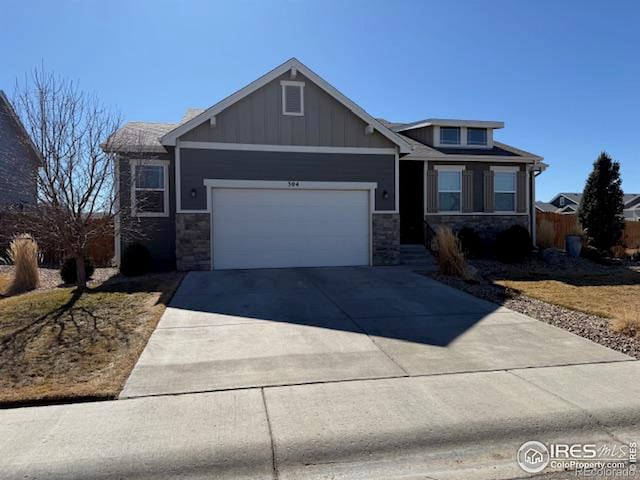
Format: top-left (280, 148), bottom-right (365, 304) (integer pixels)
top-left (531, 166), bottom-right (545, 248)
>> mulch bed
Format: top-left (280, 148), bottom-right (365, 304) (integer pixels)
top-left (426, 258), bottom-right (640, 359)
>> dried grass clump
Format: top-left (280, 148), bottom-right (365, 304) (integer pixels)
top-left (435, 227), bottom-right (467, 278)
top-left (567, 219), bottom-right (585, 237)
top-left (610, 244), bottom-right (626, 259)
top-left (537, 219), bottom-right (556, 249)
top-left (610, 308), bottom-right (640, 337)
top-left (7, 234), bottom-right (40, 295)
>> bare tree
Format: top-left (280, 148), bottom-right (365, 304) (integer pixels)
top-left (11, 67), bottom-right (122, 291)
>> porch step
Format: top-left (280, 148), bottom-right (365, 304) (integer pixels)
top-left (399, 244), bottom-right (437, 268)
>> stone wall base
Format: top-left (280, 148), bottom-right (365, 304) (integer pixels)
top-left (176, 213), bottom-right (210, 271)
top-left (372, 213), bottom-right (400, 265)
top-left (425, 214), bottom-right (530, 243)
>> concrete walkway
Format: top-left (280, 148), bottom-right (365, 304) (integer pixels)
top-left (2, 267), bottom-right (638, 479)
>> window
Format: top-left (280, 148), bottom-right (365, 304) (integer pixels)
top-left (467, 128), bottom-right (487, 145)
top-left (440, 127), bottom-right (461, 145)
top-left (281, 80), bottom-right (305, 116)
top-left (559, 196), bottom-right (565, 207)
top-left (437, 169), bottom-right (462, 212)
top-left (131, 160), bottom-right (169, 217)
top-left (494, 170), bottom-right (517, 212)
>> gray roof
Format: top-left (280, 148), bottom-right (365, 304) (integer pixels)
top-left (107, 121), bottom-right (177, 153)
top-left (430, 145), bottom-right (518, 156)
top-left (556, 192), bottom-right (640, 208)
top-left (535, 201), bottom-right (557, 212)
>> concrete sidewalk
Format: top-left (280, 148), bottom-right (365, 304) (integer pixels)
top-left (2, 361), bottom-right (639, 479)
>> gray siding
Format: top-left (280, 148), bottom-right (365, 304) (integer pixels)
top-left (118, 151), bottom-right (176, 270)
top-left (402, 126), bottom-right (434, 146)
top-left (179, 72), bottom-right (395, 149)
top-left (180, 148), bottom-right (395, 211)
top-left (426, 161), bottom-right (526, 213)
top-left (0, 100), bottom-right (38, 206)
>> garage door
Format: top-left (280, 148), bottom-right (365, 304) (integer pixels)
top-left (212, 188), bottom-right (370, 269)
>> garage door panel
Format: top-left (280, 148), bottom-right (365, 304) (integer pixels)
top-left (212, 188), bottom-right (369, 270)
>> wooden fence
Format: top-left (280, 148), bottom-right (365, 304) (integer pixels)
top-left (536, 212), bottom-right (640, 249)
top-left (0, 213), bottom-right (114, 267)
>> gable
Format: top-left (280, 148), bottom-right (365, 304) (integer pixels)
top-left (162, 58), bottom-right (410, 152)
top-left (179, 71), bottom-right (394, 149)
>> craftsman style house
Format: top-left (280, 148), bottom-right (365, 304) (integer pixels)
top-left (107, 58), bottom-right (545, 270)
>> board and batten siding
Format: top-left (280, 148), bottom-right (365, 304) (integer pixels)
top-left (179, 148), bottom-right (396, 211)
top-left (179, 72), bottom-right (395, 149)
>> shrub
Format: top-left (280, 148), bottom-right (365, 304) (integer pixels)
top-left (121, 243), bottom-right (152, 276)
top-left (435, 227), bottom-right (467, 278)
top-left (610, 308), bottom-right (640, 338)
top-left (60, 256), bottom-right (95, 284)
top-left (536, 219), bottom-right (556, 249)
top-left (457, 227), bottom-right (483, 258)
top-left (7, 234), bottom-right (40, 294)
top-left (610, 245), bottom-right (626, 259)
top-left (495, 225), bottom-right (532, 263)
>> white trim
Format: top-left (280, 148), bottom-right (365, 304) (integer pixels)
top-left (205, 179), bottom-right (377, 270)
top-left (203, 179), bottom-right (377, 191)
top-left (435, 166), bottom-right (464, 213)
top-left (114, 159), bottom-right (121, 267)
top-left (177, 140), bottom-right (397, 155)
top-left (490, 165), bottom-right (519, 172)
top-left (425, 212), bottom-right (529, 217)
top-left (491, 167), bottom-right (517, 214)
top-left (434, 165), bottom-right (466, 171)
top-left (159, 58), bottom-right (412, 153)
top-left (130, 159), bottom-right (170, 217)
top-left (395, 118), bottom-right (504, 132)
top-left (280, 80), bottom-right (305, 116)
top-left (394, 151), bottom-right (400, 213)
top-left (548, 193), bottom-right (579, 206)
top-left (408, 153), bottom-right (540, 163)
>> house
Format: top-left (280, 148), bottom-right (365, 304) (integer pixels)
top-left (0, 91), bottom-right (39, 208)
top-left (537, 192), bottom-right (640, 220)
top-left (106, 58), bottom-right (545, 271)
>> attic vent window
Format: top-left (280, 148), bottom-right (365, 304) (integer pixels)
top-left (281, 80), bottom-right (304, 116)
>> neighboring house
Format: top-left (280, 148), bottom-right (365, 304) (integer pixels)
top-left (537, 192), bottom-right (640, 220)
top-left (0, 90), bottom-right (39, 208)
top-left (106, 58), bottom-right (545, 271)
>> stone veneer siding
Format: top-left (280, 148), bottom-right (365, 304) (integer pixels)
top-left (372, 213), bottom-right (400, 265)
top-left (176, 213), bottom-right (210, 271)
top-left (425, 214), bottom-right (529, 242)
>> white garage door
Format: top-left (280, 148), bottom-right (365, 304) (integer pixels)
top-left (212, 188), bottom-right (370, 269)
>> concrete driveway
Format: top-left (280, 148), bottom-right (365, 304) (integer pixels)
top-left (120, 266), bottom-right (629, 398)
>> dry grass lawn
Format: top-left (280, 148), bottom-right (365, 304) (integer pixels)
top-left (0, 272), bottom-right (183, 406)
top-left (494, 269), bottom-right (640, 323)
top-left (0, 273), bottom-right (10, 296)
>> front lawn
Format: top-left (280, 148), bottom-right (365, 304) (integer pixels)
top-left (0, 272), bottom-right (182, 406)
top-left (493, 269), bottom-right (640, 321)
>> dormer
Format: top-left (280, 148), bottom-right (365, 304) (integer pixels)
top-left (395, 119), bottom-right (504, 149)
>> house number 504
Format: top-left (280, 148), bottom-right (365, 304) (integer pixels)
top-left (288, 181), bottom-right (300, 187)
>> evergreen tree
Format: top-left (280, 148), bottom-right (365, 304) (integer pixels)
top-left (578, 152), bottom-right (625, 250)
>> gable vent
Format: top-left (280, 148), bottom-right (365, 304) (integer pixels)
top-left (281, 81), bottom-right (304, 116)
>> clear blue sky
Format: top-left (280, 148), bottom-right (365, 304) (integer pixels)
top-left (2, 0), bottom-right (639, 201)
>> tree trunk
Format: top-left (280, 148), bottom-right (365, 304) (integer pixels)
top-left (75, 253), bottom-right (87, 292)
